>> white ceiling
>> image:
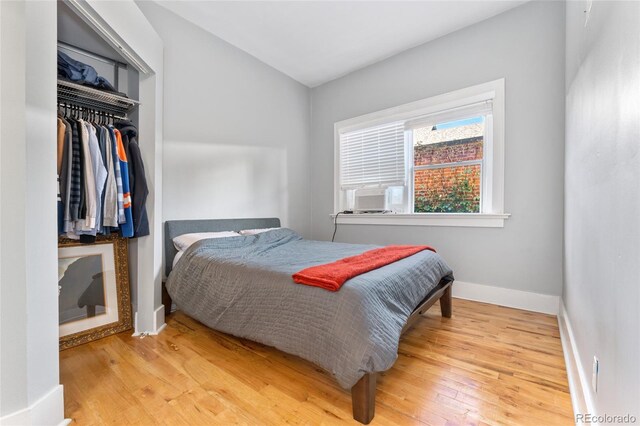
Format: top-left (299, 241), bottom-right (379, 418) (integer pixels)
top-left (155, 1), bottom-right (528, 88)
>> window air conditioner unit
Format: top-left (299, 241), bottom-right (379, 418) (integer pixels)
top-left (354, 188), bottom-right (387, 213)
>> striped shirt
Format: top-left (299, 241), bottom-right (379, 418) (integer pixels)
top-left (108, 126), bottom-right (125, 223)
top-left (68, 119), bottom-right (82, 222)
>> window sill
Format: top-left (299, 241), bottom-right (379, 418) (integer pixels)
top-left (330, 212), bottom-right (510, 228)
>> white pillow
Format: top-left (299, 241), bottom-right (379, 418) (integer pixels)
top-left (239, 227), bottom-right (280, 236)
top-left (172, 250), bottom-right (185, 268)
top-left (173, 231), bottom-right (240, 251)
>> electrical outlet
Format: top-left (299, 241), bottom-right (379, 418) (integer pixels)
top-left (592, 356), bottom-right (599, 393)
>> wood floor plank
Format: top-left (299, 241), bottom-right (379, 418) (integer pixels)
top-left (60, 298), bottom-right (573, 425)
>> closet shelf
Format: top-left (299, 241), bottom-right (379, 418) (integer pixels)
top-left (57, 79), bottom-right (139, 116)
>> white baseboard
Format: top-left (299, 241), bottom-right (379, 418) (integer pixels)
top-left (0, 385), bottom-right (66, 426)
top-left (558, 300), bottom-right (597, 424)
top-left (132, 305), bottom-right (166, 336)
top-left (452, 280), bottom-right (560, 315)
top-left (151, 305), bottom-right (166, 335)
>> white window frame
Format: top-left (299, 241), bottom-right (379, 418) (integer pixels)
top-left (333, 79), bottom-right (510, 228)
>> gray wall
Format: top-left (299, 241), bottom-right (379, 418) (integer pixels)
top-left (564, 0), bottom-right (640, 418)
top-left (310, 1), bottom-right (566, 295)
top-left (1, 1), bottom-right (64, 421)
top-left (138, 2), bottom-right (312, 237)
top-left (57, 1), bottom-right (128, 64)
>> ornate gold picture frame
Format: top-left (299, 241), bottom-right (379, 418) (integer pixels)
top-left (58, 235), bottom-right (132, 350)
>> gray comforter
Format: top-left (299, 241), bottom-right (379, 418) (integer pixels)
top-left (166, 228), bottom-right (453, 389)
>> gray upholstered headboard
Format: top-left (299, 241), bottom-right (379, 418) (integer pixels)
top-left (164, 217), bottom-right (281, 276)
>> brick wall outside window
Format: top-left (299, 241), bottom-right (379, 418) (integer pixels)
top-left (414, 137), bottom-right (483, 213)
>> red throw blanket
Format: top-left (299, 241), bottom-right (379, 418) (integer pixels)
top-left (292, 245), bottom-right (435, 291)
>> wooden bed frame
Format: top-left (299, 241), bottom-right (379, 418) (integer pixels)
top-left (351, 278), bottom-right (452, 424)
top-left (163, 219), bottom-right (453, 425)
top-left (163, 276), bottom-right (453, 424)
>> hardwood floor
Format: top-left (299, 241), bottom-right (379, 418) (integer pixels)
top-left (60, 298), bottom-right (574, 425)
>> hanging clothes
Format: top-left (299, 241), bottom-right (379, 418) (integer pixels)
top-left (57, 109), bottom-right (148, 242)
top-left (68, 118), bottom-right (82, 223)
top-left (57, 118), bottom-right (66, 235)
top-left (60, 117), bottom-right (73, 234)
top-left (77, 122), bottom-right (107, 243)
top-left (113, 128), bottom-right (134, 238)
top-left (76, 120), bottom-right (87, 222)
top-left (115, 121), bottom-right (149, 237)
top-left (107, 126), bottom-right (125, 224)
top-left (101, 126), bottom-right (118, 228)
top-left (78, 119), bottom-right (97, 231)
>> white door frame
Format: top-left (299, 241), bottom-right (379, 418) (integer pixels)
top-left (64, 0), bottom-right (165, 335)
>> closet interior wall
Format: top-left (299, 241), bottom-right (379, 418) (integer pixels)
top-left (57, 1), bottom-right (141, 309)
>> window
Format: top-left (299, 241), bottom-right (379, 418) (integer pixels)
top-left (334, 79), bottom-right (509, 227)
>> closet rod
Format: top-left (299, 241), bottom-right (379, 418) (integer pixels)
top-left (57, 102), bottom-right (127, 121)
top-left (57, 100), bottom-right (128, 119)
top-left (56, 98), bottom-right (129, 117)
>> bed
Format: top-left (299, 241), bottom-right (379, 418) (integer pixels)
top-left (164, 218), bottom-right (454, 424)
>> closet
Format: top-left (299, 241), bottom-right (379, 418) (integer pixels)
top-left (56, 3), bottom-right (143, 348)
top-left (54, 0), bottom-right (165, 352)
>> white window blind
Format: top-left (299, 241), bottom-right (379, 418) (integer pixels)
top-left (339, 121), bottom-right (406, 189)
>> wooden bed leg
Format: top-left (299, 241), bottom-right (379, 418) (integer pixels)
top-left (440, 284), bottom-right (452, 318)
top-left (162, 280), bottom-right (173, 317)
top-left (352, 373), bottom-right (376, 424)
